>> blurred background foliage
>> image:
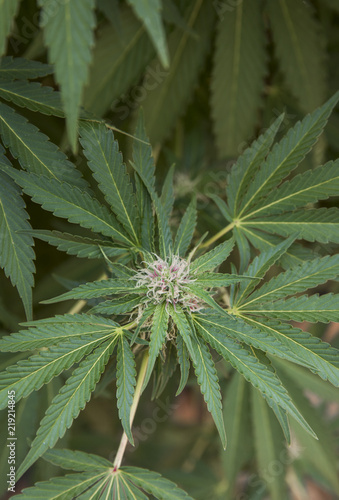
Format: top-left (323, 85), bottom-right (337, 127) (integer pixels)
top-left (0, 0), bottom-right (339, 498)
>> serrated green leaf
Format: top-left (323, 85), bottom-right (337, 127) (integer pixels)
top-left (127, 0), bottom-right (169, 69)
top-left (133, 111), bottom-right (155, 252)
top-left (0, 101), bottom-right (87, 189)
top-left (117, 335), bottom-right (136, 444)
top-left (30, 230), bottom-right (128, 259)
top-left (233, 225), bottom-right (251, 272)
top-left (43, 449), bottom-right (112, 471)
top-left (0, 314), bottom-right (120, 352)
top-left (130, 154), bottom-right (172, 257)
top-left (242, 254), bottom-right (339, 306)
top-left (17, 336), bottom-right (117, 479)
top-left (194, 313), bottom-right (312, 373)
top-left (194, 315), bottom-right (316, 438)
top-left (211, 0), bottom-right (266, 157)
top-left (169, 306), bottom-right (226, 449)
top-left (240, 225), bottom-right (318, 269)
top-left (235, 235), bottom-right (296, 305)
top-left (222, 372), bottom-right (252, 500)
top-left (142, 302), bottom-right (169, 391)
top-left (0, 0), bottom-right (21, 56)
top-left (42, 279), bottom-right (144, 304)
top-left (239, 316), bottom-right (339, 388)
top-left (0, 167), bottom-right (35, 320)
top-left (0, 332), bottom-right (114, 409)
top-left (14, 471), bottom-right (107, 499)
top-left (151, 341), bottom-right (177, 400)
top-left (176, 334), bottom-right (190, 396)
top-left (238, 91), bottom-right (339, 216)
top-left (251, 386), bottom-right (287, 500)
top-left (79, 121), bottom-right (139, 243)
top-left (190, 239), bottom-right (234, 274)
top-left (83, 8), bottom-right (154, 117)
top-left (38, 0), bottom-right (96, 150)
top-left (226, 114), bottom-right (284, 216)
top-left (0, 56), bottom-right (52, 81)
top-left (0, 79), bottom-right (64, 116)
top-left (243, 207), bottom-right (339, 243)
top-left (174, 198), bottom-right (197, 256)
top-left (4, 168), bottom-right (133, 246)
top-left (160, 165), bottom-right (175, 221)
top-left (90, 296), bottom-right (140, 316)
top-left (121, 466), bottom-right (193, 499)
top-left (245, 293), bottom-right (339, 323)
top-left (246, 159), bottom-right (339, 217)
top-left (266, 0), bottom-right (326, 113)
top-left (194, 272), bottom-right (252, 288)
top-left (142, 0), bottom-right (214, 145)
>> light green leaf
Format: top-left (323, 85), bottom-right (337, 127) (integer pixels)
top-left (246, 159), bottom-right (339, 217)
top-left (4, 168), bottom-right (133, 246)
top-left (83, 8), bottom-right (154, 117)
top-left (194, 272), bottom-right (252, 288)
top-left (190, 239), bottom-right (234, 274)
top-left (142, 0), bottom-right (215, 145)
top-left (235, 235), bottom-right (296, 305)
top-left (127, 0), bottom-right (169, 68)
top-left (0, 0), bottom-right (21, 56)
top-left (238, 91), bottom-right (339, 216)
top-left (170, 306), bottom-right (226, 449)
top-left (238, 316), bottom-right (339, 387)
top-left (0, 167), bottom-right (35, 320)
top-left (30, 230), bottom-right (127, 260)
top-left (17, 336), bottom-right (117, 479)
top-left (160, 164), bottom-right (175, 221)
top-left (14, 471), bottom-right (108, 499)
top-left (226, 114), bottom-right (284, 216)
top-left (240, 225), bottom-right (318, 269)
top-left (0, 79), bottom-right (64, 116)
top-left (211, 0), bottom-right (266, 157)
top-left (266, 0), bottom-right (326, 113)
top-left (245, 293), bottom-right (339, 323)
top-left (176, 334), bottom-right (190, 396)
top-left (79, 121), bottom-right (139, 243)
top-left (0, 56), bottom-right (52, 81)
top-left (133, 111), bottom-right (155, 252)
top-left (121, 466), bottom-right (193, 499)
top-left (0, 332), bottom-right (114, 409)
top-left (243, 207), bottom-right (339, 243)
top-left (194, 316), bottom-right (316, 438)
top-left (117, 335), bottom-right (136, 444)
top-left (42, 279), bottom-right (144, 304)
top-left (243, 254), bottom-right (339, 305)
top-left (43, 448), bottom-right (112, 471)
top-left (0, 314), bottom-right (119, 351)
top-left (142, 302), bottom-right (169, 391)
top-left (251, 387), bottom-right (287, 500)
top-left (174, 198), bottom-right (197, 256)
top-left (0, 101), bottom-right (87, 189)
top-left (38, 0), bottom-right (96, 150)
top-left (90, 296), bottom-right (140, 316)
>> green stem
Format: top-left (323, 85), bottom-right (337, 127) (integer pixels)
top-left (113, 350), bottom-right (149, 470)
top-left (200, 222), bottom-right (235, 249)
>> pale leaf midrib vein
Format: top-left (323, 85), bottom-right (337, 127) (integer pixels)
top-left (242, 175), bottom-right (339, 220)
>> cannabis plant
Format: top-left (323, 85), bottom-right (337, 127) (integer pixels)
top-left (0, 80), bottom-right (339, 497)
